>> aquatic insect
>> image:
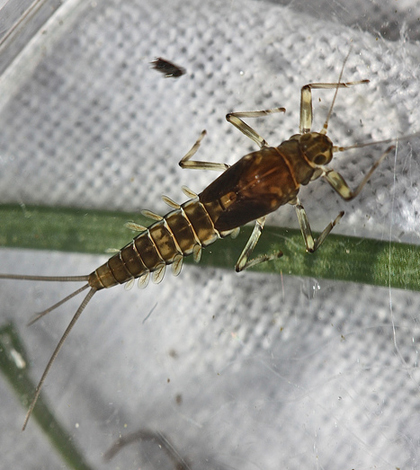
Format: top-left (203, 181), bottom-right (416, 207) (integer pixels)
top-left (151, 57), bottom-right (186, 78)
top-left (0, 53), bottom-right (405, 429)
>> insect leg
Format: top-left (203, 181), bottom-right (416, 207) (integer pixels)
top-left (235, 217), bottom-right (283, 272)
top-left (179, 130), bottom-right (229, 171)
top-left (323, 145), bottom-right (395, 200)
top-left (226, 108), bottom-right (286, 148)
top-left (300, 80), bottom-right (369, 134)
top-left (294, 198), bottom-right (344, 253)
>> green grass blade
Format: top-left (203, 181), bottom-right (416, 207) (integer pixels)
top-left (0, 322), bottom-right (94, 470)
top-left (0, 203), bottom-right (419, 291)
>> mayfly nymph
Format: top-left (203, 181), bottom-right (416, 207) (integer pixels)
top-left (0, 53), bottom-right (406, 429)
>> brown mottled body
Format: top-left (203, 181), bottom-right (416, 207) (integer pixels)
top-left (200, 137), bottom-right (321, 231)
top-left (88, 135), bottom-right (327, 290)
top-left (89, 197), bottom-right (224, 289)
top-left (1, 52), bottom-right (402, 429)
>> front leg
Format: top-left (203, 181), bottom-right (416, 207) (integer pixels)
top-left (299, 80), bottom-right (369, 134)
top-left (226, 107), bottom-right (285, 148)
top-left (323, 145), bottom-right (395, 200)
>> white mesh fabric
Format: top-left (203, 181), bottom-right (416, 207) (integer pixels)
top-left (1, 0), bottom-right (420, 469)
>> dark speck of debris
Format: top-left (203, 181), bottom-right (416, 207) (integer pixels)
top-left (151, 57), bottom-right (186, 78)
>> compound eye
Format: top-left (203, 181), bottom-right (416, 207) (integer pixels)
top-left (313, 153), bottom-right (328, 165)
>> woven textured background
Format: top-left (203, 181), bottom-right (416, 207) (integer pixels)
top-left (1, 0), bottom-right (420, 468)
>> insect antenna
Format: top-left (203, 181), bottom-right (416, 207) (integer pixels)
top-left (333, 131), bottom-right (420, 153)
top-left (21, 286), bottom-right (98, 430)
top-left (321, 50), bottom-right (352, 135)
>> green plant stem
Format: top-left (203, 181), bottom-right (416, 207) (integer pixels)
top-left (0, 203), bottom-right (419, 291)
top-left (0, 322), bottom-right (93, 470)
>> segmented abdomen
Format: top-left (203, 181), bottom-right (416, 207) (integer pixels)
top-left (88, 196), bottom-right (226, 290)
